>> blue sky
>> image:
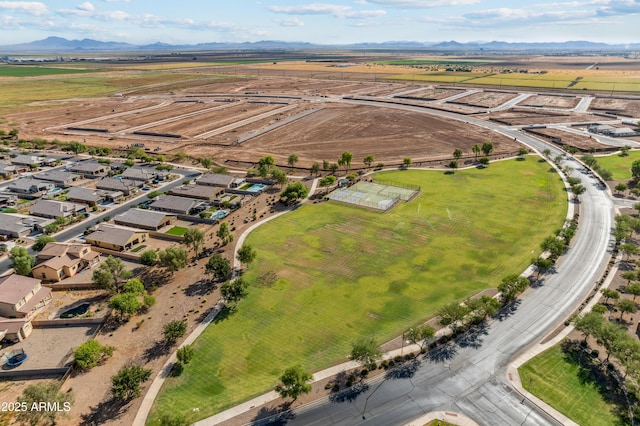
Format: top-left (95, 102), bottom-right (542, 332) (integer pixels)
top-left (0, 0), bottom-right (639, 45)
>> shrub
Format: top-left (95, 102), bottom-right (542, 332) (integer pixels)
top-left (74, 340), bottom-right (114, 370)
top-left (140, 250), bottom-right (158, 266)
top-left (163, 319), bottom-right (187, 343)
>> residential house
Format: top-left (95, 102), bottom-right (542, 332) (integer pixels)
top-left (85, 224), bottom-right (148, 251)
top-left (10, 155), bottom-right (43, 168)
top-left (69, 161), bottom-right (110, 178)
top-left (34, 170), bottom-right (81, 188)
top-left (96, 177), bottom-right (143, 196)
top-left (33, 242), bottom-right (101, 282)
top-left (0, 163), bottom-right (17, 178)
top-left (0, 213), bottom-right (53, 238)
top-left (0, 193), bottom-right (17, 208)
top-left (66, 187), bottom-right (122, 206)
top-left (196, 173), bottom-right (244, 188)
top-left (114, 209), bottom-right (176, 231)
top-left (120, 166), bottom-right (168, 183)
top-left (149, 195), bottom-right (201, 215)
top-left (168, 184), bottom-right (220, 201)
top-left (29, 199), bottom-right (87, 220)
top-left (0, 274), bottom-right (52, 341)
top-left (7, 178), bottom-right (54, 198)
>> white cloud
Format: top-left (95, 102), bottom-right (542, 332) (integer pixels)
top-left (77, 2), bottom-right (95, 12)
top-left (275, 17), bottom-right (305, 26)
top-left (0, 1), bottom-right (48, 16)
top-left (268, 3), bottom-right (385, 18)
top-left (361, 0), bottom-right (479, 7)
top-left (598, 0), bottom-right (640, 15)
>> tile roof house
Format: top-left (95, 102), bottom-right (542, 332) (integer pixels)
top-left (149, 195), bottom-right (201, 215)
top-left (34, 170), bottom-right (82, 188)
top-left (10, 155), bottom-right (44, 167)
top-left (96, 177), bottom-right (143, 195)
top-left (0, 213), bottom-right (53, 238)
top-left (33, 242), bottom-right (101, 282)
top-left (7, 178), bottom-right (54, 198)
top-left (69, 161), bottom-right (110, 178)
top-left (168, 184), bottom-right (220, 201)
top-left (65, 187), bottom-right (122, 206)
top-left (114, 209), bottom-right (176, 231)
top-left (29, 199), bottom-right (87, 219)
top-left (196, 173), bottom-right (244, 188)
top-left (120, 166), bottom-right (168, 183)
top-left (85, 224), bottom-right (148, 252)
top-left (0, 274), bottom-right (51, 342)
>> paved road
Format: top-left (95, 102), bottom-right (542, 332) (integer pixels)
top-left (279, 99), bottom-right (615, 426)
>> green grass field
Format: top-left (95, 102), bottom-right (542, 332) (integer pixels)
top-left (0, 65), bottom-right (98, 77)
top-left (572, 77), bottom-right (640, 92)
top-left (165, 226), bottom-right (188, 236)
top-left (593, 151), bottom-right (640, 181)
top-left (149, 158), bottom-right (567, 424)
top-left (519, 344), bottom-right (623, 426)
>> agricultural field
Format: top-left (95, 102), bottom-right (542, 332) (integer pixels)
top-left (386, 72), bottom-right (486, 84)
top-left (593, 151), bottom-right (640, 181)
top-left (463, 73), bottom-right (578, 89)
top-left (149, 158), bottom-right (567, 424)
top-left (572, 77), bottom-right (640, 92)
top-left (0, 65), bottom-right (98, 77)
top-left (519, 344), bottom-right (622, 426)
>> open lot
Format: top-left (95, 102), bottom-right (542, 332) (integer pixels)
top-left (589, 97), bottom-right (640, 116)
top-left (524, 127), bottom-right (614, 151)
top-left (447, 91), bottom-right (520, 108)
top-left (149, 158), bottom-right (567, 424)
top-left (518, 95), bottom-right (581, 109)
top-left (482, 109), bottom-right (592, 126)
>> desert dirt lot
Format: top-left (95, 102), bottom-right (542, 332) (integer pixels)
top-left (519, 95), bottom-right (581, 109)
top-left (482, 109), bottom-right (593, 126)
top-left (523, 127), bottom-right (615, 151)
top-left (589, 97), bottom-right (640, 116)
top-left (447, 91), bottom-right (520, 108)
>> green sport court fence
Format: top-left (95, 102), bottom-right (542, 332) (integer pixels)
top-left (328, 181), bottom-right (420, 211)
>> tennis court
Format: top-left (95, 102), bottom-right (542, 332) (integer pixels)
top-left (328, 181), bottom-right (419, 211)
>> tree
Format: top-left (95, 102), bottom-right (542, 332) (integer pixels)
top-left (350, 337), bottom-right (381, 367)
top-left (517, 147), bottom-right (528, 159)
top-left (140, 250), bottom-right (158, 266)
top-left (478, 157), bottom-right (490, 167)
top-left (237, 244), bottom-right (257, 268)
top-left (199, 157), bottom-right (213, 169)
top-left (33, 235), bottom-right (56, 251)
top-left (322, 159), bottom-right (329, 171)
top-left (182, 227), bottom-right (205, 258)
top-left (572, 311), bottom-right (604, 343)
top-left (437, 302), bottom-right (470, 329)
top-left (402, 157), bottom-right (412, 168)
top-left (122, 278), bottom-right (145, 295)
top-left (163, 319), bottom-right (187, 343)
top-left (270, 167), bottom-right (288, 187)
top-left (221, 277), bottom-right (249, 304)
top-left (465, 296), bottom-right (501, 322)
top-left (627, 283), bottom-right (640, 301)
top-left (339, 151), bottom-right (353, 172)
top-left (472, 144), bottom-right (481, 159)
top-left (74, 339), bottom-right (115, 370)
top-left (363, 154), bottom-right (375, 168)
top-left (109, 293), bottom-right (142, 321)
top-left (571, 184), bottom-right (586, 199)
top-left (92, 256), bottom-right (133, 294)
top-left (68, 141), bottom-right (87, 155)
top-left (498, 274), bottom-right (529, 302)
top-left (633, 160), bottom-right (640, 179)
top-left (275, 365), bottom-right (313, 401)
top-left (599, 168), bottom-right (613, 181)
top-left (328, 163), bottom-right (339, 175)
top-left (601, 288), bottom-right (620, 305)
top-left (448, 160), bottom-right (458, 172)
top-left (216, 222), bottom-right (233, 246)
top-left (17, 381), bottom-right (73, 426)
top-left (453, 148), bottom-right (463, 161)
top-left (280, 182), bottom-right (309, 204)
top-left (319, 175), bottom-right (336, 193)
top-left (257, 155), bottom-right (275, 178)
top-left (10, 246), bottom-right (35, 276)
top-left (620, 145), bottom-right (631, 157)
top-left (111, 365), bottom-right (152, 400)
top-left (287, 153), bottom-right (299, 168)
top-left (481, 141), bottom-right (494, 156)
top-left (205, 254), bottom-right (232, 282)
top-left (617, 299), bottom-right (637, 320)
top-left (581, 154), bottom-right (597, 168)
top-left (542, 148), bottom-right (551, 158)
top-left (310, 162), bottom-right (320, 176)
top-left (177, 344), bottom-right (195, 365)
top-left (615, 182), bottom-right (628, 194)
top-left (541, 236), bottom-right (566, 259)
top-left (620, 242), bottom-right (639, 260)
top-left (405, 325), bottom-right (435, 351)
top-left (532, 257), bottom-right (553, 277)
top-left (158, 247), bottom-right (188, 274)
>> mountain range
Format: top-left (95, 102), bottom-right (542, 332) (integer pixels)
top-left (1, 36), bottom-right (639, 53)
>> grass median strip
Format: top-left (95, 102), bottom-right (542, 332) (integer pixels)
top-left (149, 158), bottom-right (567, 424)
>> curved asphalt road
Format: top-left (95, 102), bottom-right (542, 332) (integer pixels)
top-left (279, 99), bottom-right (615, 426)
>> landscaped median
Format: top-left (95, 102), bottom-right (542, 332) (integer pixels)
top-left (148, 157), bottom-right (568, 424)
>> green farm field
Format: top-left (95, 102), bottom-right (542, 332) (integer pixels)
top-left (519, 344), bottom-right (622, 426)
top-left (594, 151), bottom-right (640, 181)
top-left (386, 72), bottom-right (487, 83)
top-left (0, 65), bottom-right (98, 77)
top-left (149, 158), bottom-right (567, 424)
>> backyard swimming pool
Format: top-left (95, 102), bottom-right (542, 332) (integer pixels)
top-left (48, 188), bottom-right (62, 194)
top-left (60, 303), bottom-right (90, 319)
top-left (211, 209), bottom-right (229, 220)
top-left (246, 184), bottom-right (265, 193)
